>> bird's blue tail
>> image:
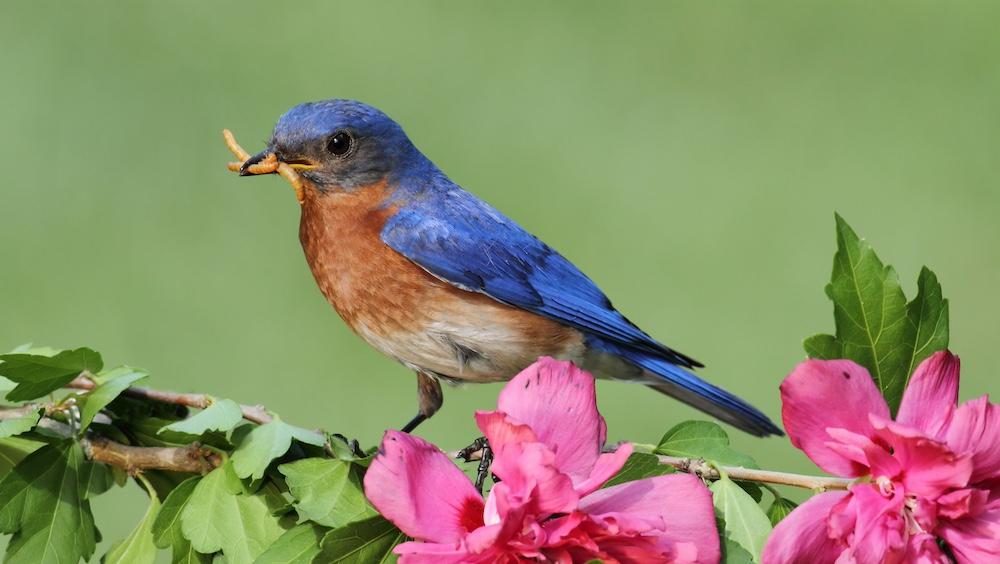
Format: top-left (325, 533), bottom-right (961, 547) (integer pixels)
top-left (588, 339), bottom-right (783, 437)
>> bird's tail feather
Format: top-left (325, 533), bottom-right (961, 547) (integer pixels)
top-left (587, 340), bottom-right (784, 437)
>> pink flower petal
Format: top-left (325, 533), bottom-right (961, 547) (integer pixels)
top-left (571, 443), bottom-right (633, 497)
top-left (904, 533), bottom-right (951, 564)
top-left (490, 440), bottom-right (579, 517)
top-left (497, 358), bottom-right (604, 481)
top-left (946, 395), bottom-right (1000, 484)
top-left (475, 411), bottom-right (537, 452)
top-left (579, 474), bottom-right (720, 563)
top-left (870, 416), bottom-right (973, 498)
top-left (762, 491), bottom-right (849, 564)
top-left (780, 359), bottom-right (890, 477)
top-left (364, 431), bottom-right (484, 543)
top-left (937, 504), bottom-right (1000, 563)
top-left (841, 483), bottom-right (908, 563)
top-left (896, 351), bottom-right (960, 440)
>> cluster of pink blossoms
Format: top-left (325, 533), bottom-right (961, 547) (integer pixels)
top-left (765, 351), bottom-right (1000, 563)
top-left (363, 358), bottom-right (721, 563)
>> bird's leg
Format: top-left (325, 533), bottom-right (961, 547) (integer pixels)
top-left (456, 436), bottom-right (494, 494)
top-left (400, 372), bottom-right (443, 433)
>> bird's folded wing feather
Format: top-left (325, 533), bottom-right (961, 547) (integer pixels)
top-left (381, 189), bottom-right (700, 368)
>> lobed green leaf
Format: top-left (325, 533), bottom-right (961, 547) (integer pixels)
top-left (232, 417), bottom-right (325, 481)
top-left (804, 215), bottom-right (949, 412)
top-left (255, 522), bottom-right (327, 564)
top-left (711, 474), bottom-right (772, 562)
top-left (79, 366), bottom-right (148, 430)
top-left (656, 420), bottom-right (758, 469)
top-left (766, 496), bottom-right (798, 526)
top-left (103, 480), bottom-right (160, 564)
top-left (279, 458), bottom-right (376, 528)
top-left (0, 440), bottom-right (98, 563)
top-left (160, 398), bottom-right (243, 436)
top-left (314, 515), bottom-right (404, 564)
top-left (602, 452), bottom-right (674, 488)
top-left (0, 347), bottom-right (103, 402)
top-left (180, 461), bottom-right (285, 562)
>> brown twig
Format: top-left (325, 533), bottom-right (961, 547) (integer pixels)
top-left (659, 454), bottom-right (852, 491)
top-left (81, 435), bottom-right (220, 474)
top-left (223, 129), bottom-right (307, 204)
top-left (450, 448), bottom-right (853, 492)
top-left (66, 374), bottom-right (272, 425)
top-left (0, 405), bottom-right (219, 474)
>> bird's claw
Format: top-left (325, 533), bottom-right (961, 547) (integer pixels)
top-left (457, 437), bottom-right (494, 494)
top-left (328, 433), bottom-right (366, 459)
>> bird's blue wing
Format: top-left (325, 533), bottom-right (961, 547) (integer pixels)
top-left (381, 188), bottom-right (700, 368)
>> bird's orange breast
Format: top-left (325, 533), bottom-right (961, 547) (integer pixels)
top-left (297, 180), bottom-right (584, 382)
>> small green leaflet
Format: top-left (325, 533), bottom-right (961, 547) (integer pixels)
top-left (153, 477), bottom-right (200, 550)
top-left (766, 496), bottom-right (798, 526)
top-left (711, 475), bottom-right (772, 563)
top-left (160, 398), bottom-right (243, 435)
top-left (79, 366), bottom-right (148, 430)
top-left (279, 458), bottom-right (376, 528)
top-left (656, 420), bottom-right (758, 468)
top-left (255, 522), bottom-right (326, 564)
top-left (0, 437), bottom-right (40, 475)
top-left (0, 440), bottom-right (98, 563)
top-left (103, 478), bottom-right (160, 564)
top-left (232, 417), bottom-right (325, 480)
top-left (603, 452), bottom-right (674, 488)
top-left (721, 537), bottom-right (756, 564)
top-left (804, 215), bottom-right (949, 412)
top-left (0, 347), bottom-right (103, 402)
top-left (314, 515), bottom-right (404, 564)
top-left (0, 408), bottom-right (42, 439)
top-left (180, 462), bottom-right (285, 562)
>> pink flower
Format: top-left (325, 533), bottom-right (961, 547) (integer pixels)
top-left (364, 358), bottom-right (721, 563)
top-left (764, 351), bottom-right (1000, 563)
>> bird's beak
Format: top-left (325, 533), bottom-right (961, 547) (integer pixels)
top-left (239, 150), bottom-right (319, 176)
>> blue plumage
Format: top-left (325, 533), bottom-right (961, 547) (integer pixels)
top-left (253, 99), bottom-right (783, 436)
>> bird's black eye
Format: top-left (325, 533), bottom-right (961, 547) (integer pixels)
top-left (326, 131), bottom-right (353, 156)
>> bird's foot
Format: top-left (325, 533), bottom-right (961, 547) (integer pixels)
top-left (457, 436), bottom-right (494, 494)
top-left (327, 433), bottom-right (366, 459)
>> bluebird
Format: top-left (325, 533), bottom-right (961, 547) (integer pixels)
top-left (235, 99), bottom-right (782, 437)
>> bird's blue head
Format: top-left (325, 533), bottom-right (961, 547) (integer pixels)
top-left (240, 99), bottom-right (426, 191)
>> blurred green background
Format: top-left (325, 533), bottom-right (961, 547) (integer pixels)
top-left (2, 0), bottom-right (998, 554)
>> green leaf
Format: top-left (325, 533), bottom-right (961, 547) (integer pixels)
top-left (0, 408), bottom-right (42, 439)
top-left (721, 537), bottom-right (756, 564)
top-left (905, 268), bottom-right (950, 382)
top-left (804, 215), bottom-right (949, 412)
top-left (255, 523), bottom-right (326, 564)
top-left (81, 461), bottom-right (116, 499)
top-left (0, 440), bottom-right (98, 563)
top-left (0, 347), bottom-right (103, 402)
top-left (279, 458), bottom-right (376, 528)
top-left (171, 540), bottom-right (213, 564)
top-left (160, 398), bottom-right (243, 436)
top-left (766, 496), bottom-right (798, 526)
top-left (710, 474), bottom-right (772, 562)
top-left (603, 452), bottom-right (674, 488)
top-left (180, 461), bottom-right (285, 562)
top-left (656, 420), bottom-right (758, 468)
top-left (103, 480), bottom-right (160, 564)
top-left (232, 417), bottom-right (325, 481)
top-left (314, 515), bottom-right (404, 564)
top-left (153, 477), bottom-right (200, 549)
top-left (79, 366), bottom-right (148, 430)
top-left (0, 437), bottom-right (40, 474)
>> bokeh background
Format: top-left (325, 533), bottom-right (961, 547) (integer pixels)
top-left (2, 0), bottom-right (998, 554)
